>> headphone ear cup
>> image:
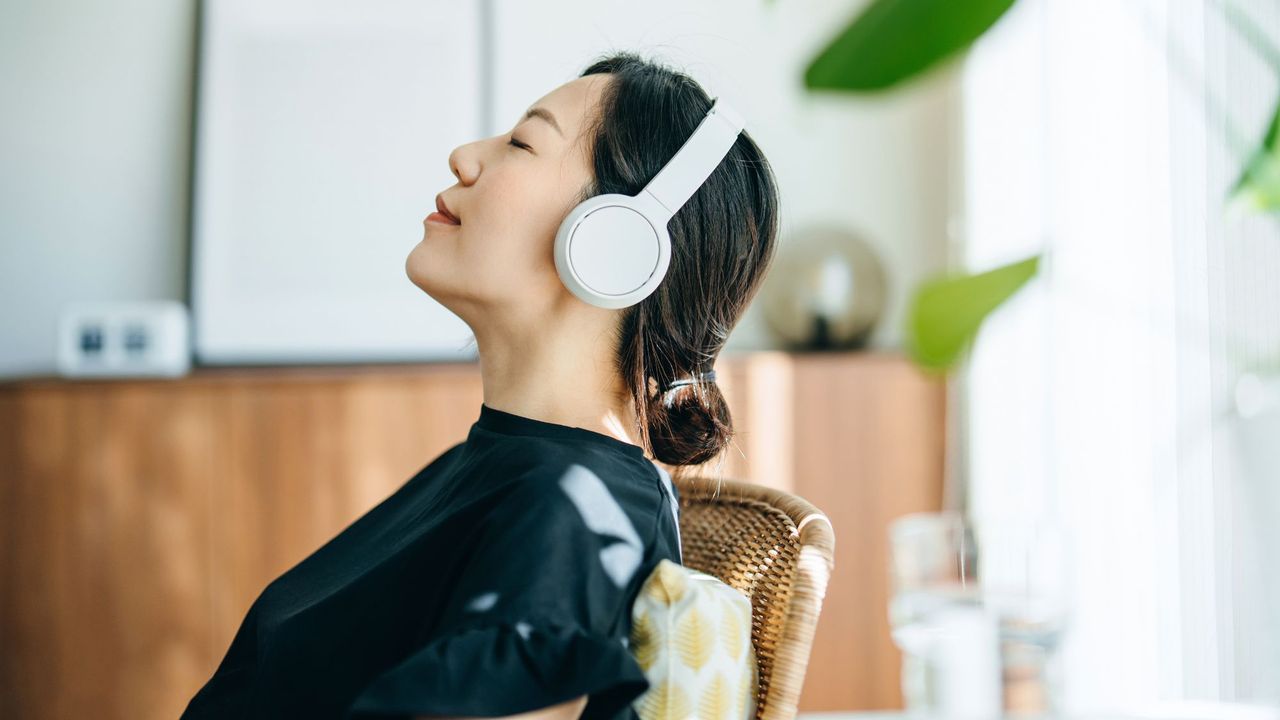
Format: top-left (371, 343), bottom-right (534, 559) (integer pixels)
top-left (554, 194), bottom-right (671, 309)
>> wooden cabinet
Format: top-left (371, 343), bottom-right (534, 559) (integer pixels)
top-left (0, 351), bottom-right (944, 719)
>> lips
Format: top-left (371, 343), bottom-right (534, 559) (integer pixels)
top-left (435, 194), bottom-right (461, 225)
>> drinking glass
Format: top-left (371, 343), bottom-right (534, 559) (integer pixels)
top-left (977, 518), bottom-right (1070, 716)
top-left (888, 512), bottom-right (996, 716)
top-left (889, 512), bottom-right (1070, 717)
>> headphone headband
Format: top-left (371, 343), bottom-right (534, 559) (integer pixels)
top-left (640, 98), bottom-right (746, 222)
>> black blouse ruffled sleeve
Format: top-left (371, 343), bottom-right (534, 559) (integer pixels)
top-left (344, 467), bottom-right (655, 719)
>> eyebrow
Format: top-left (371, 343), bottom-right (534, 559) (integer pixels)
top-left (523, 106), bottom-right (564, 137)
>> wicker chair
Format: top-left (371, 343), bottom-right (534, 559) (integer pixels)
top-left (672, 475), bottom-right (836, 720)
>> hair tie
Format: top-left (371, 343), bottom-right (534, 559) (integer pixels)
top-left (664, 369), bottom-right (717, 391)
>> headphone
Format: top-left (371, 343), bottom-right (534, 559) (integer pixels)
top-left (553, 97), bottom-right (746, 310)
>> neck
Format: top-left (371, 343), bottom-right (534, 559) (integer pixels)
top-left (470, 304), bottom-right (644, 455)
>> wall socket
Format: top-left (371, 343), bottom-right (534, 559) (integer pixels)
top-left (57, 300), bottom-right (192, 378)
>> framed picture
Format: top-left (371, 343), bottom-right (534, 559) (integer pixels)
top-left (190, 0), bottom-right (482, 364)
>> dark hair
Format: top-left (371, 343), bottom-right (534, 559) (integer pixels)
top-left (575, 51), bottom-right (781, 476)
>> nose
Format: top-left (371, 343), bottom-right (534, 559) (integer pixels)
top-left (447, 137), bottom-right (488, 185)
top-left (447, 145), bottom-right (466, 183)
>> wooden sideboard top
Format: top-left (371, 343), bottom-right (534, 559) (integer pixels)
top-left (0, 349), bottom-right (930, 393)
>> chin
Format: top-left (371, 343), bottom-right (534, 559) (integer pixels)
top-left (404, 246), bottom-right (435, 290)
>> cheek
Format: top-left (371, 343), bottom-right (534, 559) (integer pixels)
top-left (464, 214), bottom-right (558, 295)
top-left (466, 176), bottom-right (566, 272)
top-left (494, 169), bottom-right (570, 233)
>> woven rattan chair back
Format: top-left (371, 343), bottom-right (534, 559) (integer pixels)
top-left (672, 475), bottom-right (836, 720)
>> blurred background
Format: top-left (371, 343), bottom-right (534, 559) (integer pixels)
top-left (1, 0), bottom-right (1278, 718)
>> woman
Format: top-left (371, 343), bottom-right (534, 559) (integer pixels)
top-left (181, 50), bottom-right (780, 720)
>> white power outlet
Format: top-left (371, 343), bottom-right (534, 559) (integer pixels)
top-left (56, 300), bottom-right (192, 378)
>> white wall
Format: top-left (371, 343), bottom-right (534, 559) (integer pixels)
top-left (0, 0), bottom-right (957, 379)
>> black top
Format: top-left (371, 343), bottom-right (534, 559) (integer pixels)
top-left (181, 403), bottom-right (683, 720)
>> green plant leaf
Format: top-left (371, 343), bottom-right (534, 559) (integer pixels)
top-left (804, 0), bottom-right (1018, 92)
top-left (907, 254), bottom-right (1041, 372)
top-left (1229, 99), bottom-right (1280, 212)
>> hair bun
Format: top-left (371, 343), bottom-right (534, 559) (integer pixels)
top-left (645, 376), bottom-right (732, 466)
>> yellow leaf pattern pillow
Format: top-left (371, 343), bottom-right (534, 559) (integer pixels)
top-left (629, 559), bottom-right (757, 720)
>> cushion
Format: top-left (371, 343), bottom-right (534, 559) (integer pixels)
top-left (628, 559), bottom-right (758, 719)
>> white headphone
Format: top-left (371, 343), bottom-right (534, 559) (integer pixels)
top-left (553, 97), bottom-right (746, 310)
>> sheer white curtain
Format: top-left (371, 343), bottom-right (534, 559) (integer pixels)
top-left (959, 0), bottom-right (1279, 710)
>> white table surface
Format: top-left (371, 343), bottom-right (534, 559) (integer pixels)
top-left (796, 704), bottom-right (1280, 720)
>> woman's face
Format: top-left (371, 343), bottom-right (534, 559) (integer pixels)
top-left (406, 74), bottom-right (612, 322)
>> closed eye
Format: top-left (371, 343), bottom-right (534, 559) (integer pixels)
top-left (508, 136), bottom-right (531, 151)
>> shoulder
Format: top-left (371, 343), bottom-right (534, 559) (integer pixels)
top-left (485, 441), bottom-right (669, 538)
top-left (476, 450), bottom-right (679, 579)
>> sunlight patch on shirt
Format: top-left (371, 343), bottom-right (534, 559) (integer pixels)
top-left (465, 591), bottom-right (500, 613)
top-left (557, 463), bottom-right (643, 588)
top-left (598, 542), bottom-right (643, 589)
